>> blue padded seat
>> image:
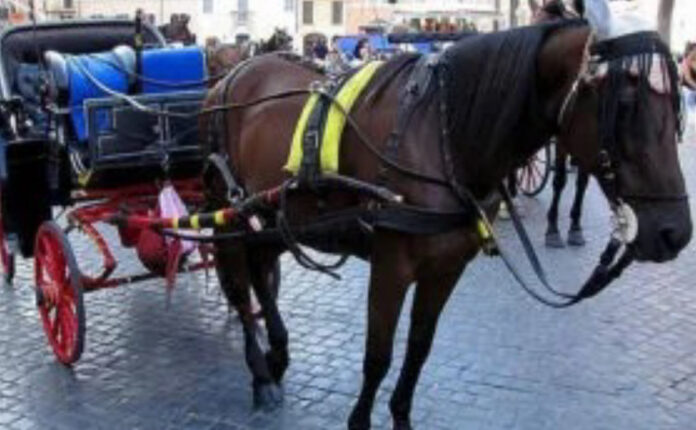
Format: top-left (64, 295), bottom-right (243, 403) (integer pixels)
top-left (141, 46), bottom-right (207, 93)
top-left (45, 46), bottom-right (134, 141)
top-left (45, 45), bottom-right (206, 143)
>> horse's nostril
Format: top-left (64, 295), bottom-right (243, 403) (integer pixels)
top-left (660, 226), bottom-right (681, 253)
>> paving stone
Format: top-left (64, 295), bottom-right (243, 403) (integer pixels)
top-left (1, 133), bottom-right (696, 430)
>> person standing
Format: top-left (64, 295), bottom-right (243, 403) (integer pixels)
top-left (682, 43), bottom-right (696, 142)
top-left (313, 38), bottom-right (329, 61)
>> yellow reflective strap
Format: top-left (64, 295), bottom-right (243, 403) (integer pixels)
top-left (477, 219), bottom-right (491, 241)
top-left (172, 217), bottom-right (180, 230)
top-left (78, 170), bottom-right (93, 187)
top-left (285, 93), bottom-right (320, 174)
top-left (190, 215), bottom-right (201, 230)
top-left (321, 61), bottom-right (383, 173)
top-left (214, 210), bottom-right (226, 226)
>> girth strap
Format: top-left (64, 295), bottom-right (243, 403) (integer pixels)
top-left (299, 78), bottom-right (347, 184)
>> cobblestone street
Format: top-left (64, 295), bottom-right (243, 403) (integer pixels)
top-left (0, 141), bottom-right (696, 430)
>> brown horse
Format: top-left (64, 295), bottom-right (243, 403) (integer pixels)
top-left (201, 5), bottom-right (691, 430)
top-left (206, 43), bottom-right (248, 86)
top-left (205, 29), bottom-right (294, 86)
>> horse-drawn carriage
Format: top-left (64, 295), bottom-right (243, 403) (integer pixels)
top-left (0, 1), bottom-right (691, 426)
top-left (0, 19), bottom-right (214, 364)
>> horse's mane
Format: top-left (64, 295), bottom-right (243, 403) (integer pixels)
top-left (440, 20), bottom-right (583, 190)
top-left (363, 53), bottom-right (421, 104)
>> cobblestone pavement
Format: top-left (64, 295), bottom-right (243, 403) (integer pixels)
top-left (1, 142), bottom-right (696, 430)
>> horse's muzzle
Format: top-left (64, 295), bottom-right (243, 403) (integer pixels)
top-left (631, 200), bottom-right (692, 263)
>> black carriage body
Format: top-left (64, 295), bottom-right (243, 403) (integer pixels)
top-left (0, 20), bottom-right (205, 257)
top-left (83, 91), bottom-right (204, 184)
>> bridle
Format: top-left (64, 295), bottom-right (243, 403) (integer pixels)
top-left (496, 28), bottom-right (690, 308)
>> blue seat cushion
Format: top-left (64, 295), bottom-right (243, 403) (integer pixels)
top-left (141, 46), bottom-right (207, 93)
top-left (69, 54), bottom-right (129, 141)
top-left (46, 47), bottom-right (134, 142)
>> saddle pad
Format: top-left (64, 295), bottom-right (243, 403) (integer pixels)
top-left (285, 61), bottom-right (383, 174)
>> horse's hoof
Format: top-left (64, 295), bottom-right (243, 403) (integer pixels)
top-left (347, 409), bottom-right (370, 430)
top-left (253, 382), bottom-right (284, 412)
top-left (545, 231), bottom-right (565, 248)
top-left (265, 350), bottom-right (289, 383)
top-left (567, 229), bottom-right (586, 247)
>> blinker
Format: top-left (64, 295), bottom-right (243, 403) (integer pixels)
top-left (611, 201), bottom-right (638, 244)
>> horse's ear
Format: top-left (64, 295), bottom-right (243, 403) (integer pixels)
top-left (573, 0), bottom-right (585, 16)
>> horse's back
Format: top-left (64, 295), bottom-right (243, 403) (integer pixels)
top-left (204, 54), bottom-right (325, 192)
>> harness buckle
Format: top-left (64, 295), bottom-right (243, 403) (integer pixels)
top-left (477, 218), bottom-right (499, 256)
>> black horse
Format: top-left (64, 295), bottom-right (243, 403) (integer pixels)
top-left (545, 147), bottom-right (591, 247)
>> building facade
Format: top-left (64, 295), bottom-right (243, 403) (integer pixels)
top-left (297, 0), bottom-right (349, 44)
top-left (344, 0), bottom-right (522, 34)
top-left (39, 0), bottom-right (295, 44)
top-left (5, 0), bottom-right (547, 48)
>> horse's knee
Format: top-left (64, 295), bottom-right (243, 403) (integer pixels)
top-left (363, 350), bottom-right (392, 380)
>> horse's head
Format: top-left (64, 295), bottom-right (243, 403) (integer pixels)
top-left (268, 28), bottom-right (293, 52)
top-left (539, 0), bottom-right (691, 262)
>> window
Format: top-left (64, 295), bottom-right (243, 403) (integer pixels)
top-left (63, 0), bottom-right (74, 9)
top-left (237, 0), bottom-right (248, 25)
top-left (302, 1), bottom-right (313, 25)
top-left (203, 0), bottom-right (213, 14)
top-left (332, 1), bottom-right (343, 25)
top-left (284, 0), bottom-right (294, 12)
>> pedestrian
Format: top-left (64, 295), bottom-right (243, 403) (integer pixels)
top-left (351, 38), bottom-right (370, 67)
top-left (313, 38), bottom-right (328, 60)
top-left (681, 42), bottom-right (696, 143)
top-left (682, 43), bottom-right (696, 105)
top-left (326, 36), bottom-right (348, 74)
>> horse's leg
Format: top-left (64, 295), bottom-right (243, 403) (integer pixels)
top-left (389, 265), bottom-right (464, 430)
top-left (546, 149), bottom-right (567, 248)
top-left (348, 236), bottom-right (413, 430)
top-left (567, 168), bottom-right (590, 246)
top-left (248, 251), bottom-right (288, 384)
top-left (216, 242), bottom-right (282, 410)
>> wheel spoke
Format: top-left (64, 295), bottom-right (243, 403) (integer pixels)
top-left (525, 167), bottom-right (534, 190)
top-left (35, 223), bottom-right (84, 365)
top-left (531, 161), bottom-right (543, 179)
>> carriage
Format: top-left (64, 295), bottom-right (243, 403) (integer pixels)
top-left (0, 19), bottom-right (217, 365)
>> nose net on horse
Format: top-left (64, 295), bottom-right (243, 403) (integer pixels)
top-left (591, 31), bottom-right (683, 160)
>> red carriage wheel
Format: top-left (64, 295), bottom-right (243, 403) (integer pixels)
top-left (34, 221), bottom-right (85, 365)
top-left (0, 188), bottom-right (15, 285)
top-left (516, 144), bottom-right (552, 197)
